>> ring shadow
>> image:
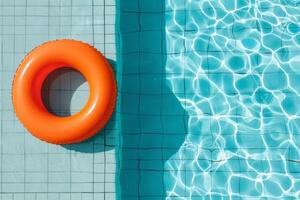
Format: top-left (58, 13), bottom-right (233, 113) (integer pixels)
top-left (118, 1), bottom-right (188, 199)
top-left (41, 62), bottom-right (117, 153)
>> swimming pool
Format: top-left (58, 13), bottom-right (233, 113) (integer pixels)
top-left (1, 0), bottom-right (300, 199)
top-left (117, 0), bottom-right (300, 199)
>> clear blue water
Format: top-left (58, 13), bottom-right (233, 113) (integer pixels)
top-left (117, 0), bottom-right (300, 199)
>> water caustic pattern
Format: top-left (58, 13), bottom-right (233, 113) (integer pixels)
top-left (165, 0), bottom-right (300, 199)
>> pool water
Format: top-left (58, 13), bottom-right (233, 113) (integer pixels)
top-left (117, 0), bottom-right (300, 199)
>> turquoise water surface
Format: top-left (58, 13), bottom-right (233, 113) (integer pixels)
top-left (117, 0), bottom-right (300, 199)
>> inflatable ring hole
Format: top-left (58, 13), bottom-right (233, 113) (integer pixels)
top-left (41, 67), bottom-right (90, 117)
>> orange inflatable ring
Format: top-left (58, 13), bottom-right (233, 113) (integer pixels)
top-left (12, 40), bottom-right (117, 144)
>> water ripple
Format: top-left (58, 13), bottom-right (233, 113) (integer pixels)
top-left (165, 0), bottom-right (300, 199)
